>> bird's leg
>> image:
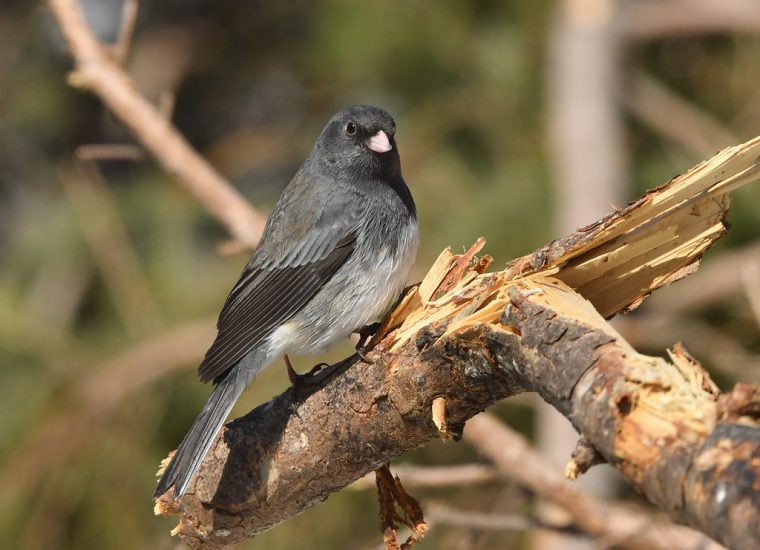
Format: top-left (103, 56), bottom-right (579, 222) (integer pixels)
top-left (285, 354), bottom-right (329, 387)
top-left (285, 355), bottom-right (333, 412)
top-left (354, 321), bottom-right (381, 363)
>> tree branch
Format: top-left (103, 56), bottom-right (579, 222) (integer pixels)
top-left (463, 413), bottom-right (723, 550)
top-left (621, 0), bottom-right (760, 40)
top-left (623, 71), bottom-right (738, 157)
top-left (155, 138), bottom-right (760, 548)
top-left (47, 0), bottom-right (266, 249)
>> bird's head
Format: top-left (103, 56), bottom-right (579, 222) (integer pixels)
top-left (314, 105), bottom-right (401, 181)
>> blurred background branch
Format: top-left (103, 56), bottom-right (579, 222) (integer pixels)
top-left (621, 0), bottom-right (760, 39)
top-left (463, 413), bottom-right (722, 550)
top-left (47, 0), bottom-right (266, 250)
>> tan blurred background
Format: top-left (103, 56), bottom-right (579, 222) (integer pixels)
top-left (1, 1), bottom-right (760, 549)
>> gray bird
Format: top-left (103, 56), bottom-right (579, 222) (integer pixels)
top-left (154, 105), bottom-right (418, 498)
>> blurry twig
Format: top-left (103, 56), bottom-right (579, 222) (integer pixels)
top-left (47, 0), bottom-right (266, 250)
top-left (624, 71), bottom-right (738, 157)
top-left (352, 464), bottom-right (498, 490)
top-left (621, 0), bottom-right (760, 39)
top-left (425, 502), bottom-right (533, 532)
top-left (740, 260), bottom-right (760, 333)
top-left (464, 413), bottom-right (723, 550)
top-left (113, 0), bottom-right (140, 64)
top-left (158, 90), bottom-right (176, 119)
top-left (76, 144), bottom-right (147, 161)
top-left (354, 449), bottom-right (712, 549)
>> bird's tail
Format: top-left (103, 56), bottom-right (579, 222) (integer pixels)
top-left (154, 351), bottom-right (267, 499)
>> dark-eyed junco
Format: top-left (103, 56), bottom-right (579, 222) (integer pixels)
top-left (154, 105), bottom-right (418, 498)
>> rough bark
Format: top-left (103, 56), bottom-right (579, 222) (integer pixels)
top-left (156, 278), bottom-right (760, 549)
top-left (155, 138), bottom-right (760, 548)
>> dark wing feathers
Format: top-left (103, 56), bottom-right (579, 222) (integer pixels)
top-left (215, 266), bottom-right (259, 327)
top-left (280, 225), bottom-right (332, 267)
top-left (197, 232), bottom-right (356, 384)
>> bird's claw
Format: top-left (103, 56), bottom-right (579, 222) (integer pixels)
top-left (354, 322), bottom-right (381, 363)
top-left (355, 346), bottom-right (373, 364)
top-left (306, 362), bottom-right (330, 378)
top-left (356, 321), bottom-right (381, 344)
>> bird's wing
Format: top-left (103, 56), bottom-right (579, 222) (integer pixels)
top-left (197, 183), bottom-right (361, 384)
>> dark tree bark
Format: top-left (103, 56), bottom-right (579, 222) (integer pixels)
top-left (156, 278), bottom-right (760, 549)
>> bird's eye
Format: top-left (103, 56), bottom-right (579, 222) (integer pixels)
top-left (345, 121), bottom-right (356, 135)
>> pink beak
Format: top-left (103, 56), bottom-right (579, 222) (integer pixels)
top-left (366, 130), bottom-right (392, 154)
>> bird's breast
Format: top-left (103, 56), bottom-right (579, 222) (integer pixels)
top-left (271, 217), bottom-right (419, 357)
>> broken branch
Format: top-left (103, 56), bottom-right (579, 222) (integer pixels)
top-left (47, 0), bottom-right (266, 249)
top-left (154, 137), bottom-right (760, 548)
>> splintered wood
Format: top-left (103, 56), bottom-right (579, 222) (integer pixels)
top-left (519, 136), bottom-right (760, 316)
top-left (383, 136), bottom-right (760, 349)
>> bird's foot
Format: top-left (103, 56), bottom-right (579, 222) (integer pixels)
top-left (354, 322), bottom-right (381, 363)
top-left (356, 322), bottom-right (381, 345)
top-left (285, 355), bottom-right (328, 388)
top-left (355, 346), bottom-right (373, 364)
top-left (285, 355), bottom-right (332, 413)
